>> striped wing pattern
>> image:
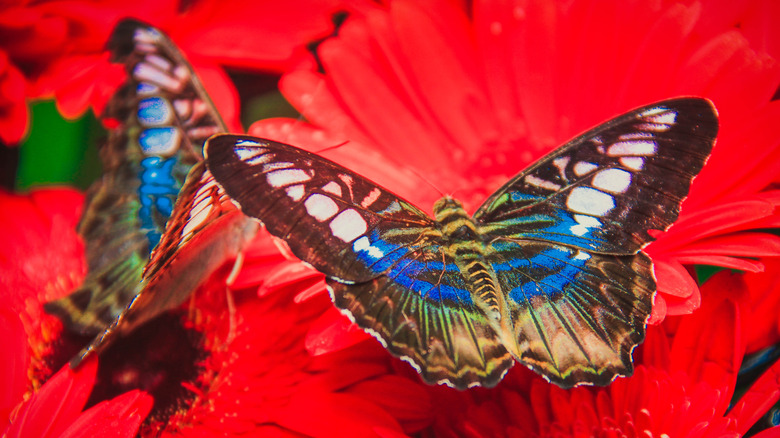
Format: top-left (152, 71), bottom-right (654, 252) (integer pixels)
top-left (42, 20), bottom-right (256, 366)
top-left (206, 99), bottom-right (717, 389)
top-left (44, 20), bottom-right (225, 335)
top-left (73, 162), bottom-right (258, 366)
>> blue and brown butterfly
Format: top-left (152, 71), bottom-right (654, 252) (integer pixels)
top-left (43, 20), bottom-right (258, 365)
top-left (204, 98), bottom-right (717, 389)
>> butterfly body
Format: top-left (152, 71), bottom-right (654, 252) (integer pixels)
top-left (206, 98), bottom-right (717, 389)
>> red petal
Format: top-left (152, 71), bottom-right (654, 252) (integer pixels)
top-left (727, 356), bottom-right (780, 434)
top-left (653, 258), bottom-right (697, 298)
top-left (59, 390), bottom-right (153, 438)
top-left (392, 0), bottom-right (496, 156)
top-left (273, 392), bottom-right (403, 437)
top-left (5, 360), bottom-right (97, 438)
top-left (668, 232), bottom-right (780, 258)
top-left (318, 34), bottom-right (456, 172)
top-left (742, 258), bottom-right (780, 351)
top-left (0, 309), bottom-right (28, 431)
top-left (670, 271), bottom-right (744, 414)
top-left (673, 255), bottom-right (765, 273)
top-left (648, 293), bottom-right (668, 324)
top-left (655, 199), bottom-right (775, 251)
top-left (346, 375), bottom-right (433, 433)
top-left (305, 307), bottom-right (370, 356)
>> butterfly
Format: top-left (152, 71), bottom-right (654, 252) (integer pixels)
top-left (44, 19), bottom-right (258, 366)
top-left (204, 98), bottom-right (718, 389)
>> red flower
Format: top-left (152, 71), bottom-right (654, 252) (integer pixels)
top-left (0, 0), bottom-right (351, 145)
top-left (3, 359), bottom-right (152, 438)
top-left (251, 0), bottom-right (780, 323)
top-left (0, 189), bottom-right (153, 436)
top-left (7, 1), bottom-right (780, 436)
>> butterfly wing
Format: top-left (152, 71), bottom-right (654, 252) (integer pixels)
top-left (474, 98), bottom-right (718, 387)
top-left (72, 162), bottom-right (259, 366)
top-left (43, 19), bottom-right (228, 335)
top-left (476, 98), bottom-right (717, 253)
top-left (205, 135), bottom-right (515, 388)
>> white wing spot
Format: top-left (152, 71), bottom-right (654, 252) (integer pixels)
top-left (285, 184), bottom-right (305, 201)
top-left (570, 213), bottom-right (602, 236)
top-left (235, 146), bottom-right (266, 160)
top-left (330, 209), bottom-right (367, 242)
top-left (566, 187), bottom-right (615, 216)
top-left (145, 54), bottom-right (172, 70)
top-left (134, 60), bottom-right (183, 92)
top-left (322, 182), bottom-right (342, 196)
top-left (573, 250), bottom-right (591, 261)
top-left (575, 214), bottom-right (602, 228)
top-left (236, 139), bottom-right (261, 146)
top-left (267, 169), bottom-right (311, 188)
top-left (182, 178), bottom-right (217, 238)
top-left (361, 188), bottom-right (382, 208)
top-left (645, 109), bottom-right (677, 125)
top-left (552, 156), bottom-right (570, 179)
top-left (246, 152), bottom-right (273, 165)
top-left (304, 194), bottom-right (338, 222)
top-left (620, 157), bottom-right (645, 170)
top-left (353, 236), bottom-right (384, 259)
top-left (592, 168), bottom-right (632, 194)
top-left (607, 140), bottom-right (656, 156)
top-left (637, 123), bottom-right (671, 132)
top-left (525, 175), bottom-right (561, 191)
top-left (573, 161), bottom-right (598, 176)
top-left (618, 132), bottom-right (654, 141)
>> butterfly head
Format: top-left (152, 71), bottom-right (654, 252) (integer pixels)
top-left (432, 196), bottom-right (480, 241)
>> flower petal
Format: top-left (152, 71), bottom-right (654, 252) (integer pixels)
top-left (4, 360), bottom-right (97, 438)
top-left (671, 271), bottom-right (745, 413)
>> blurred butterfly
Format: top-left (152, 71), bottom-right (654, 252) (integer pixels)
top-left (44, 19), bottom-right (258, 366)
top-left (204, 98), bottom-right (717, 389)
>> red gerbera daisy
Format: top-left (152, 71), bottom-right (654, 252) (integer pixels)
top-left (0, 0), bottom-right (350, 145)
top-left (7, 0), bottom-right (780, 436)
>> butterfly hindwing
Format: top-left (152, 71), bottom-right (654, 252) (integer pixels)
top-left (486, 240), bottom-right (655, 387)
top-left (476, 98), bottom-right (717, 254)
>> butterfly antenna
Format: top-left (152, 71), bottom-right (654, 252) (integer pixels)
top-left (405, 163), bottom-right (446, 198)
top-left (314, 140), bottom-right (350, 154)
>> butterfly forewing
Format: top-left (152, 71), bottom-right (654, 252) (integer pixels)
top-left (475, 98), bottom-right (717, 254)
top-left (205, 135), bottom-right (434, 282)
